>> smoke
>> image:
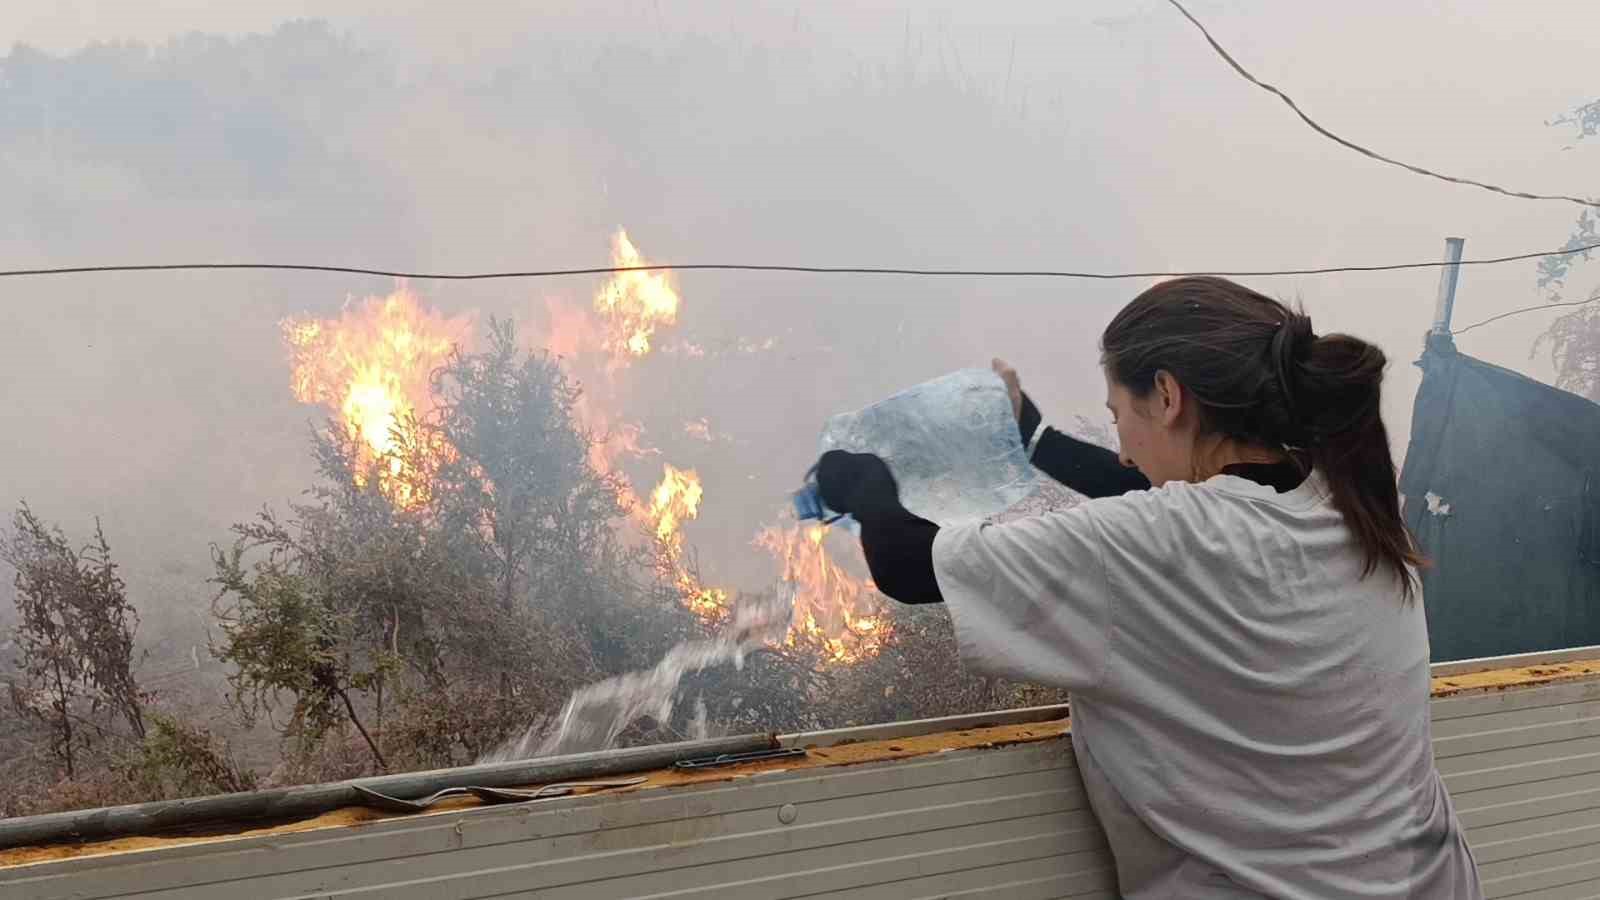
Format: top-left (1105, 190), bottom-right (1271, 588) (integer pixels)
top-left (0, 1), bottom-right (1592, 634)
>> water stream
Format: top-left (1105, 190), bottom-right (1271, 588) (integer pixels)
top-left (482, 590), bottom-right (793, 762)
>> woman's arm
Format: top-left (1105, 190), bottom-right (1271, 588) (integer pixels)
top-left (816, 451), bottom-right (943, 604)
top-left (858, 509), bottom-right (943, 604)
top-left (1018, 393), bottom-right (1151, 498)
top-left (993, 359), bottom-right (1147, 497)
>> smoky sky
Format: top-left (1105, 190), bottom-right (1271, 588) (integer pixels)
top-left (1, 0), bottom-right (1595, 605)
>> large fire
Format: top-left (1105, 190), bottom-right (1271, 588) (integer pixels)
top-left (281, 230), bottom-right (890, 663)
top-left (578, 230), bottom-right (894, 657)
top-left (281, 287), bottom-right (473, 503)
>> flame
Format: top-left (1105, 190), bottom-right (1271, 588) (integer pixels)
top-left (634, 464), bottom-right (731, 622)
top-left (593, 229), bottom-right (679, 362)
top-left (281, 287), bottom-right (472, 503)
top-left (754, 523), bottom-right (892, 664)
top-left (579, 230), bottom-right (885, 655)
top-left (542, 229), bottom-right (736, 623)
top-left (647, 464), bottom-right (703, 543)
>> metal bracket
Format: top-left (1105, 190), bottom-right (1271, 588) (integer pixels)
top-left (674, 748), bottom-right (807, 770)
top-left (352, 776), bottom-right (648, 813)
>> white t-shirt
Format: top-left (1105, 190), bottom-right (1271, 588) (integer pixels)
top-left (932, 471), bottom-right (1482, 899)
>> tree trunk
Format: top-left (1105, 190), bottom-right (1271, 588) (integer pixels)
top-left (499, 553), bottom-right (516, 700)
top-left (52, 662), bottom-right (74, 779)
top-left (126, 704), bottom-right (146, 741)
top-left (338, 687), bottom-right (388, 772)
top-left (374, 675), bottom-right (384, 761)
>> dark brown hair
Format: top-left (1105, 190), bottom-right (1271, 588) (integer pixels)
top-left (1101, 276), bottom-right (1422, 598)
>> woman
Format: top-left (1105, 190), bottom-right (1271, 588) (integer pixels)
top-left (815, 277), bottom-right (1482, 899)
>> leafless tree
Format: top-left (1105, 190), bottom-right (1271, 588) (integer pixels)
top-left (2, 504), bottom-right (145, 778)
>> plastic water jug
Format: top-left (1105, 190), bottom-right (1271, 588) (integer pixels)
top-left (794, 367), bottom-right (1037, 526)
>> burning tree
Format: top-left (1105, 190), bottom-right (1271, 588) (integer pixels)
top-left (209, 428), bottom-right (588, 774)
top-left (1, 504), bottom-right (146, 779)
top-left (212, 317), bottom-right (698, 776)
top-left (422, 319), bottom-right (632, 625)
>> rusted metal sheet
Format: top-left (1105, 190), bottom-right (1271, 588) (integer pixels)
top-left (2, 652), bottom-right (1598, 899)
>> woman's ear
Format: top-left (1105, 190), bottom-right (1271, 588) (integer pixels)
top-left (1153, 370), bottom-right (1184, 428)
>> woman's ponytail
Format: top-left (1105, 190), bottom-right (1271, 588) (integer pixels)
top-left (1286, 323), bottom-right (1423, 599)
top-left (1102, 277), bottom-right (1423, 601)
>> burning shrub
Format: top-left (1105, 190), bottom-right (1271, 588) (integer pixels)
top-left (211, 318), bottom-right (687, 774)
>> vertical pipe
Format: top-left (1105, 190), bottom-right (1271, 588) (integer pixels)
top-left (1430, 237), bottom-right (1466, 335)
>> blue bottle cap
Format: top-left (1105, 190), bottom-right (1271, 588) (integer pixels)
top-left (793, 483), bottom-right (827, 521)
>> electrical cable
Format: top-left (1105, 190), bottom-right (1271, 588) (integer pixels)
top-left (1451, 293), bottom-right (1600, 336)
top-left (1164, 0), bottom-right (1600, 209)
top-left (3, 241), bottom-right (1597, 283)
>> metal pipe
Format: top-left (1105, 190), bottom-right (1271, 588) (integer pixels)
top-left (1430, 237), bottom-right (1466, 335)
top-left (0, 732), bottom-right (775, 851)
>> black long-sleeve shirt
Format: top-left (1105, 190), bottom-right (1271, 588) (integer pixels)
top-left (1017, 394), bottom-right (1151, 498)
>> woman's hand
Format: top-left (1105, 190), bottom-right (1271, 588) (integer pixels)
top-left (993, 358), bottom-right (1023, 422)
top-left (816, 450), bottom-right (902, 520)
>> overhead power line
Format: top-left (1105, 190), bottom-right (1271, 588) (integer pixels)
top-left (2, 241), bottom-right (1597, 283)
top-left (1452, 293), bottom-right (1600, 337)
top-left (1164, 0), bottom-right (1600, 209)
